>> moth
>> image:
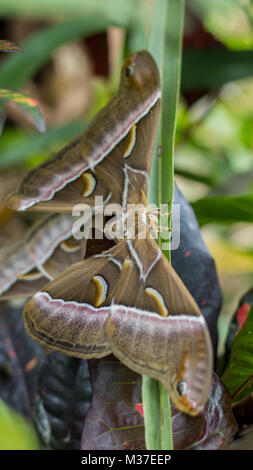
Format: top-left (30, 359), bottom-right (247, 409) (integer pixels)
top-left (7, 50), bottom-right (213, 415)
top-left (24, 235), bottom-right (212, 416)
top-left (6, 52), bottom-right (160, 214)
top-left (0, 213), bottom-right (83, 299)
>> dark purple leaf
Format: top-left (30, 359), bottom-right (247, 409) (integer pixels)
top-left (81, 356), bottom-right (145, 451)
top-left (172, 184), bottom-right (222, 355)
top-left (232, 393), bottom-right (253, 427)
top-left (0, 303), bottom-right (44, 420)
top-left (34, 352), bottom-right (91, 449)
top-left (81, 357), bottom-right (237, 450)
top-left (176, 373), bottom-right (237, 450)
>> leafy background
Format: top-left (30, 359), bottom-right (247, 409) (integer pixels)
top-left (0, 0), bottom-right (252, 450)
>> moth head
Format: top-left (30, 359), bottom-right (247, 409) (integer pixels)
top-left (120, 50), bottom-right (160, 93)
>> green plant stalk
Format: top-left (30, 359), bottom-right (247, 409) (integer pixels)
top-left (142, 0), bottom-right (185, 451)
top-left (159, 0), bottom-right (184, 450)
top-left (147, 0), bottom-right (167, 208)
top-left (143, 0), bottom-right (167, 450)
top-left (160, 0), bottom-right (185, 261)
top-left (160, 382), bottom-right (173, 450)
top-left (142, 375), bottom-right (161, 449)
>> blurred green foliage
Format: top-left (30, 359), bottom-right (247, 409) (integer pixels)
top-left (0, 398), bottom-right (40, 450)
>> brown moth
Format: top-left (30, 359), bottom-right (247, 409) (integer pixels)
top-left (23, 235), bottom-right (212, 416)
top-left (15, 50), bottom-right (212, 415)
top-left (6, 51), bottom-right (161, 213)
top-left (0, 213), bottom-right (83, 299)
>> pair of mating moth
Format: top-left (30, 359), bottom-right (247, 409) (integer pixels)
top-left (1, 50), bottom-right (212, 415)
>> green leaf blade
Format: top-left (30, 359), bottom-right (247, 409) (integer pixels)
top-left (143, 0), bottom-right (185, 452)
top-left (191, 194), bottom-right (253, 226)
top-left (0, 17), bottom-right (121, 91)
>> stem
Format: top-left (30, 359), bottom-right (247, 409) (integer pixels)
top-left (161, 0), bottom-right (185, 262)
top-left (160, 384), bottom-right (173, 450)
top-left (142, 375), bottom-right (161, 449)
top-left (142, 0), bottom-right (185, 451)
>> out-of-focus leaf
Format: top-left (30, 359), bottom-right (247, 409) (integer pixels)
top-left (0, 121), bottom-right (86, 169)
top-left (0, 304), bottom-right (44, 419)
top-left (174, 168), bottom-right (216, 186)
top-left (210, 171), bottom-right (253, 197)
top-left (206, 239), bottom-right (253, 276)
top-left (0, 40), bottom-right (23, 53)
top-left (241, 115), bottom-right (253, 149)
top-left (172, 184), bottom-right (222, 354)
top-left (0, 0), bottom-right (138, 25)
top-left (124, 1), bottom-right (147, 56)
top-left (0, 89), bottom-right (45, 133)
top-left (81, 356), bottom-right (237, 450)
top-left (0, 398), bottom-right (40, 450)
top-left (222, 306), bottom-right (253, 402)
top-left (33, 352), bottom-right (91, 450)
top-left (182, 48), bottom-right (253, 91)
top-left (225, 287), bottom-right (253, 362)
top-left (191, 194), bottom-right (253, 226)
top-left (0, 17), bottom-right (123, 91)
top-left (188, 0), bottom-right (253, 50)
top-left (0, 111), bottom-right (6, 136)
top-left (175, 142), bottom-right (231, 190)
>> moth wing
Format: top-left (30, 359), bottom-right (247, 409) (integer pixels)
top-left (0, 214), bottom-right (83, 299)
top-left (6, 135), bottom-right (111, 213)
top-left (23, 242), bottom-right (126, 358)
top-left (6, 65), bottom-right (160, 214)
top-left (26, 213), bottom-right (83, 279)
top-left (0, 274), bottom-right (48, 301)
top-left (107, 306), bottom-right (212, 416)
top-left (0, 239), bottom-right (47, 300)
top-left (106, 237), bottom-right (213, 415)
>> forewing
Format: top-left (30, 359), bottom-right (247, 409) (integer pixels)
top-left (6, 51), bottom-right (161, 213)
